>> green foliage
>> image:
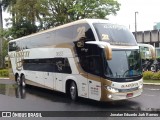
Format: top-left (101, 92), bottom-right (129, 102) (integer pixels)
top-left (41, 0), bottom-right (120, 28)
top-left (0, 69), bottom-right (9, 77)
top-left (0, 29), bottom-right (9, 68)
top-left (8, 20), bottom-right (37, 39)
top-left (151, 71), bottom-right (160, 80)
top-left (2, 39), bottom-right (8, 58)
top-left (143, 71), bottom-right (160, 80)
top-left (0, 31), bottom-right (8, 55)
top-left (143, 71), bottom-right (154, 80)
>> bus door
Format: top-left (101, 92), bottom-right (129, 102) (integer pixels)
top-left (78, 44), bottom-right (102, 100)
top-left (78, 72), bottom-right (88, 98)
top-left (80, 55), bottom-right (101, 100)
top-left (87, 57), bottom-right (101, 101)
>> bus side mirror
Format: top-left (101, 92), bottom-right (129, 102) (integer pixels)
top-left (85, 41), bottom-right (112, 60)
top-left (104, 44), bottom-right (112, 60)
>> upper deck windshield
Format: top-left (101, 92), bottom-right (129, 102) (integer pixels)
top-left (104, 50), bottom-right (142, 79)
top-left (93, 23), bottom-right (137, 46)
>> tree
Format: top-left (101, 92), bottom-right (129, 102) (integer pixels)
top-left (12, 0), bottom-right (47, 26)
top-left (2, 0), bottom-right (47, 38)
top-left (2, 0), bottom-right (16, 25)
top-left (3, 0), bottom-right (120, 39)
top-left (41, 0), bottom-right (120, 29)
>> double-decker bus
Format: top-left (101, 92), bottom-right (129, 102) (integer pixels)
top-left (8, 19), bottom-right (143, 101)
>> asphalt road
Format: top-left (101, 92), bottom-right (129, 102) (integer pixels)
top-left (0, 79), bottom-right (159, 120)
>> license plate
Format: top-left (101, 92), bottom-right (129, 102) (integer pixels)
top-left (126, 93), bottom-right (133, 97)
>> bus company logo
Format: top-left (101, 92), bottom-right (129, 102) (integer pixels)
top-left (81, 48), bottom-right (88, 52)
top-left (102, 34), bottom-right (109, 41)
top-left (9, 50), bottom-right (30, 58)
top-left (77, 41), bottom-right (84, 47)
top-left (121, 83), bottom-right (138, 88)
top-left (76, 26), bottom-right (86, 40)
top-left (9, 50), bottom-right (30, 71)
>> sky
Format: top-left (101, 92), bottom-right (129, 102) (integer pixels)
top-left (108, 0), bottom-right (160, 32)
top-left (2, 0), bottom-right (160, 32)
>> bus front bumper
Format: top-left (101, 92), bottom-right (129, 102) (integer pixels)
top-left (106, 88), bottom-right (143, 101)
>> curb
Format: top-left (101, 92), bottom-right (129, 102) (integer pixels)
top-left (143, 83), bottom-right (160, 86)
top-left (0, 78), bottom-right (9, 80)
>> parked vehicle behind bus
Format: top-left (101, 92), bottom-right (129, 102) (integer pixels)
top-left (138, 43), bottom-right (155, 71)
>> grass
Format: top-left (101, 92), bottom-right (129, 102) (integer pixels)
top-left (0, 69), bottom-right (9, 78)
top-left (0, 76), bottom-right (8, 78)
top-left (143, 79), bottom-right (160, 83)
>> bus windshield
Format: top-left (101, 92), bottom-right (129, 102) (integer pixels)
top-left (93, 23), bottom-right (137, 46)
top-left (104, 50), bottom-right (142, 78)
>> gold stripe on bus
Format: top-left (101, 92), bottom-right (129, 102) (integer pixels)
top-left (100, 78), bottom-right (112, 101)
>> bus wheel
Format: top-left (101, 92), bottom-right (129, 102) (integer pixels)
top-left (15, 74), bottom-right (20, 86)
top-left (69, 81), bottom-right (78, 101)
top-left (21, 75), bottom-right (26, 87)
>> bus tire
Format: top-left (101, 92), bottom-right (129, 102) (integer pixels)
top-left (21, 74), bottom-right (26, 87)
top-left (15, 74), bottom-right (21, 86)
top-left (69, 81), bottom-right (78, 101)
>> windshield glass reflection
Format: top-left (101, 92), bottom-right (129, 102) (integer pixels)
top-left (104, 50), bottom-right (142, 78)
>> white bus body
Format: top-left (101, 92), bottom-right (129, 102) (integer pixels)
top-left (8, 19), bottom-right (143, 101)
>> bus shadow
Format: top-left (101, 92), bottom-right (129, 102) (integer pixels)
top-left (23, 85), bottom-right (72, 103)
top-left (75, 97), bottom-right (142, 111)
top-left (25, 85), bottom-right (142, 111)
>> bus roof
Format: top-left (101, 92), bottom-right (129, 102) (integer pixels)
top-left (9, 19), bottom-right (112, 43)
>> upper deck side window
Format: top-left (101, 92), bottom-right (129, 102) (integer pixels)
top-left (8, 23), bottom-right (96, 51)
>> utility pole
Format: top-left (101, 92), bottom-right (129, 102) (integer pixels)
top-left (0, 1), bottom-right (3, 68)
top-left (135, 11), bottom-right (138, 41)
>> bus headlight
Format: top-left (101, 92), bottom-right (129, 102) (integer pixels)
top-left (105, 86), bottom-right (119, 93)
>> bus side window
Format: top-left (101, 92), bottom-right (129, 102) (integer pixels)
top-left (55, 26), bottom-right (74, 44)
top-left (80, 56), bottom-right (89, 72)
top-left (63, 58), bottom-right (72, 74)
top-left (85, 28), bottom-right (95, 41)
top-left (87, 56), bottom-right (100, 75)
top-left (79, 45), bottom-right (102, 76)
